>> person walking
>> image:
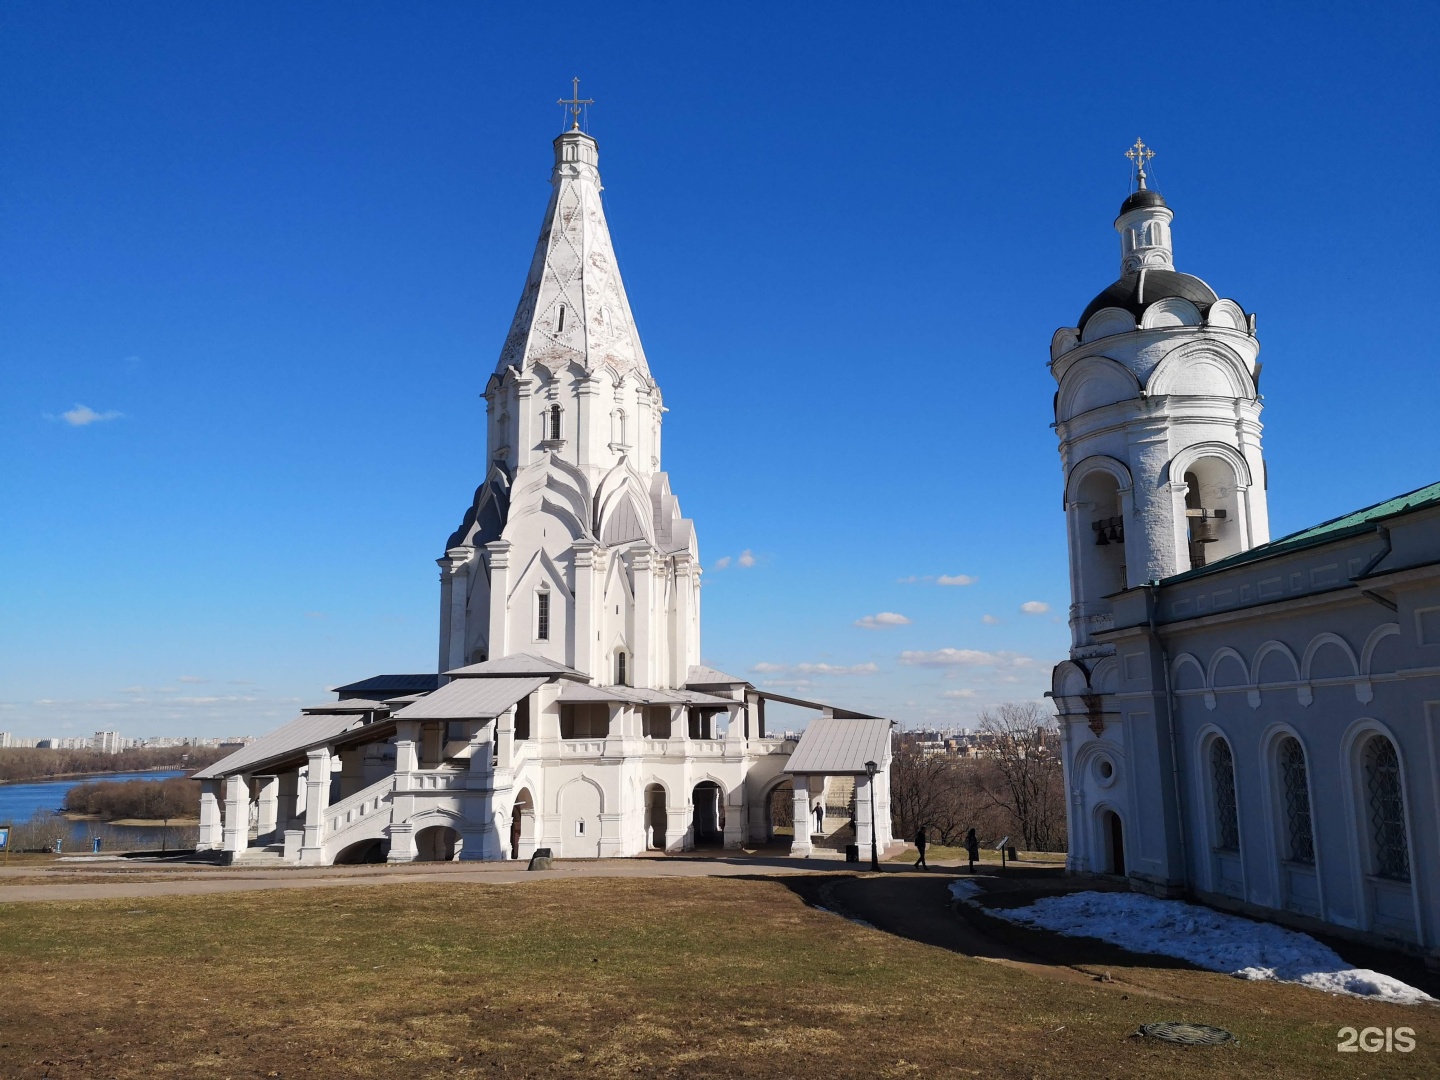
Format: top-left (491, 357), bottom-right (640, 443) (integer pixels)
top-left (914, 825), bottom-right (928, 870)
top-left (965, 827), bottom-right (980, 873)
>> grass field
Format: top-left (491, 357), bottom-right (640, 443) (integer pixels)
top-left (0, 874), bottom-right (1435, 1078)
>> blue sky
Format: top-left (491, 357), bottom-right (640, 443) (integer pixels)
top-left (3, 2), bottom-right (1437, 738)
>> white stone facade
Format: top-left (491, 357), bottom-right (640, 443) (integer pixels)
top-left (1051, 180), bottom-right (1440, 965)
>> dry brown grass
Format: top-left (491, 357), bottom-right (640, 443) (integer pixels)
top-left (0, 875), bottom-right (1434, 1078)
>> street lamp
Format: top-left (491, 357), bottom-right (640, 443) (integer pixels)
top-left (865, 759), bottom-right (879, 871)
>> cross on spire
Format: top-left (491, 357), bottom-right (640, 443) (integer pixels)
top-left (1126, 138), bottom-right (1155, 190)
top-left (559, 77), bottom-right (593, 132)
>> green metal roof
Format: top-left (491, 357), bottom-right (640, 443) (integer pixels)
top-left (1163, 479), bottom-right (1440, 585)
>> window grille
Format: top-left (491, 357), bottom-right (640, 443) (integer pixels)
top-left (1277, 737), bottom-right (1314, 864)
top-left (1210, 738), bottom-right (1239, 852)
top-left (1364, 736), bottom-right (1409, 881)
top-left (536, 591), bottom-right (550, 641)
top-left (548, 404), bottom-right (561, 441)
top-left (616, 652), bottom-right (627, 686)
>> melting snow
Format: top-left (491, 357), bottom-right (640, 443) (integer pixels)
top-left (989, 891), bottom-right (1433, 1005)
top-left (948, 879), bottom-right (983, 902)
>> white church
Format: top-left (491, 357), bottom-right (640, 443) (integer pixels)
top-left (1050, 143), bottom-right (1440, 964)
top-left (194, 110), bottom-right (894, 866)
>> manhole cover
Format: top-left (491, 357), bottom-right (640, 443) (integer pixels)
top-left (1135, 1022), bottom-right (1236, 1046)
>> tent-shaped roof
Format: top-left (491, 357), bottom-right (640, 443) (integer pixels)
top-left (785, 716), bottom-right (893, 776)
top-left (194, 711), bottom-right (371, 779)
top-left (443, 652), bottom-right (585, 680)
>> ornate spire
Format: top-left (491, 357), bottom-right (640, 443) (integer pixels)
top-left (494, 104), bottom-right (651, 382)
top-left (558, 77), bottom-right (592, 132)
top-left (1126, 137), bottom-right (1155, 191)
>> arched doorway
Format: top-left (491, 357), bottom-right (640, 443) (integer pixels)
top-left (414, 825), bottom-right (460, 862)
top-left (1100, 810), bottom-right (1125, 875)
top-left (509, 788), bottom-right (535, 860)
top-left (644, 783), bottom-right (667, 850)
top-left (333, 838), bottom-right (386, 864)
top-left (766, 779), bottom-right (793, 844)
top-left (692, 781), bottom-right (724, 848)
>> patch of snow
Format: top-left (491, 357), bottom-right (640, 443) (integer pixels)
top-left (948, 879), bottom-right (983, 902)
top-left (990, 891), bottom-right (1434, 1006)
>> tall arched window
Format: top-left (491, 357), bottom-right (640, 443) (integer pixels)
top-left (615, 651), bottom-right (627, 686)
top-left (548, 404), bottom-right (561, 442)
top-left (1363, 736), bottom-right (1409, 881)
top-left (1277, 736), bottom-right (1314, 864)
top-left (1210, 738), bottom-right (1239, 852)
top-left (535, 590), bottom-right (550, 642)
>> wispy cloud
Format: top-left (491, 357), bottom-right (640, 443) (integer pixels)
top-left (712, 549), bottom-right (757, 572)
top-left (737, 549), bottom-right (756, 568)
top-left (981, 614), bottom-right (1001, 625)
top-left (899, 648), bottom-right (1033, 668)
top-left (853, 611), bottom-right (911, 630)
top-left (176, 675), bottom-right (208, 684)
top-left (713, 556), bottom-right (732, 570)
top-left (49, 403), bottom-right (123, 426)
top-left (940, 689), bottom-right (977, 699)
top-left (1020, 600), bottom-right (1050, 614)
top-left (898, 573), bottom-right (977, 586)
top-left (751, 660), bottom-right (879, 678)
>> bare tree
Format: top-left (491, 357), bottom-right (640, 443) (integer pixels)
top-left (974, 702), bottom-right (1067, 851)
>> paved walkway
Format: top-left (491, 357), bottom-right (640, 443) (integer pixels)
top-left (0, 847), bottom-right (904, 904)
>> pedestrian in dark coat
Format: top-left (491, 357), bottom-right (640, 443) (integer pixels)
top-left (914, 826), bottom-right (928, 869)
top-left (965, 828), bottom-right (980, 873)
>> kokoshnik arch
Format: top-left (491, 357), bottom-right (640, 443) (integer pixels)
top-left (1051, 141), bottom-right (1440, 967)
top-left (192, 101), bottom-right (894, 867)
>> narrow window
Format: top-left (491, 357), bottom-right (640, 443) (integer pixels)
top-left (1364, 736), bottom-right (1409, 881)
top-left (536, 591), bottom-right (550, 641)
top-left (556, 305), bottom-right (565, 332)
top-left (575, 819), bottom-right (585, 836)
top-left (1277, 737), bottom-right (1314, 864)
top-left (548, 404), bottom-right (561, 441)
top-left (1210, 738), bottom-right (1239, 852)
top-left (616, 652), bottom-right (627, 686)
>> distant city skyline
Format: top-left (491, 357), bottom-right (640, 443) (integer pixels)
top-left (3, 3), bottom-right (1437, 736)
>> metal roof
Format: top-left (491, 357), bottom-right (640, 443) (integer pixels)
top-left (1079, 269), bottom-right (1219, 329)
top-left (785, 716), bottom-right (893, 776)
top-left (686, 664), bottom-right (750, 687)
top-left (330, 673), bottom-right (442, 697)
top-left (1163, 478), bottom-right (1440, 586)
top-left (194, 711), bottom-right (370, 779)
top-left (751, 689), bottom-right (880, 719)
top-left (556, 681), bottom-right (735, 707)
top-left (392, 676), bottom-right (546, 720)
top-left (443, 652), bottom-right (585, 680)
top-left (303, 698), bottom-right (386, 713)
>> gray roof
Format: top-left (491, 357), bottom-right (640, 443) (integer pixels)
top-left (330, 673), bottom-right (442, 697)
top-left (392, 676), bottom-right (546, 720)
top-left (194, 711), bottom-right (370, 779)
top-left (785, 716), bottom-right (893, 776)
top-left (444, 652), bottom-right (585, 680)
top-left (685, 664), bottom-right (750, 687)
top-left (303, 698), bottom-right (387, 713)
top-left (556, 682), bottom-right (736, 707)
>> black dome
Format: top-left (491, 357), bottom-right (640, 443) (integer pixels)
top-left (1119, 188), bottom-right (1166, 215)
top-left (1079, 269), bottom-right (1219, 329)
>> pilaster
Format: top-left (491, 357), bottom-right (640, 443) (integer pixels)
top-left (198, 779), bottom-right (222, 850)
top-left (790, 775), bottom-right (812, 857)
top-left (298, 748), bottom-right (331, 866)
top-left (572, 540), bottom-right (596, 677)
top-left (254, 775), bottom-right (279, 844)
top-left (486, 540), bottom-right (512, 660)
top-left (632, 549), bottom-right (653, 687)
top-left (222, 774), bottom-right (250, 857)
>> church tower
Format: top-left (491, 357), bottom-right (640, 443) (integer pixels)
top-left (437, 108), bottom-right (701, 687)
top-left (1051, 142), bottom-right (1269, 657)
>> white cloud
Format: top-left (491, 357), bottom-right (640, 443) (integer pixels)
top-left (1020, 600), bottom-right (1050, 614)
top-left (737, 549), bottom-right (756, 568)
top-left (55, 404), bottom-right (123, 426)
top-left (751, 660), bottom-right (879, 678)
top-left (713, 556), bottom-right (732, 570)
top-left (853, 611), bottom-right (911, 630)
top-left (982, 614), bottom-right (1001, 625)
top-left (177, 675), bottom-right (207, 684)
top-left (750, 661), bottom-right (786, 673)
top-left (899, 648), bottom-right (1033, 668)
top-left (936, 574), bottom-right (977, 586)
top-left (940, 689), bottom-right (977, 699)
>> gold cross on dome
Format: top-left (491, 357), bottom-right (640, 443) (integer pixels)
top-left (559, 77), bottom-right (593, 131)
top-left (1126, 137), bottom-right (1155, 188)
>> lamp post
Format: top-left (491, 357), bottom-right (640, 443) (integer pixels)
top-left (865, 759), bottom-right (879, 871)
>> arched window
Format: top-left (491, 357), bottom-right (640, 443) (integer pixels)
top-left (1277, 736), bottom-right (1314, 864)
top-left (1209, 738), bottom-right (1239, 852)
top-left (548, 404), bottom-right (561, 442)
top-left (535, 590), bottom-right (550, 642)
top-left (1363, 736), bottom-right (1409, 881)
top-left (615, 651), bottom-right (627, 686)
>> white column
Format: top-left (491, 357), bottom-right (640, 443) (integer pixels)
top-left (573, 541), bottom-right (596, 677)
top-left (255, 775), bottom-right (279, 844)
top-left (632, 549), bottom-right (652, 687)
top-left (515, 375), bottom-right (535, 468)
top-left (438, 549), bottom-right (471, 672)
top-left (222, 774), bottom-right (250, 857)
top-left (496, 704), bottom-right (515, 769)
top-left (486, 541), bottom-right (511, 661)
top-left (298, 748), bottom-right (331, 866)
top-left (790, 775), bottom-right (812, 857)
top-left (855, 773), bottom-right (874, 852)
top-left (198, 779), bottom-right (222, 850)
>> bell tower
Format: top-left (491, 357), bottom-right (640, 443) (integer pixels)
top-left (1050, 141), bottom-right (1269, 657)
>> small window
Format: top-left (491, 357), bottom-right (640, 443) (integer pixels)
top-left (1277, 737), bottom-right (1314, 864)
top-left (536, 591), bottom-right (550, 641)
top-left (1210, 738), bottom-right (1239, 852)
top-left (1364, 736), bottom-right (1409, 881)
top-left (557, 305), bottom-right (565, 332)
top-left (548, 404), bottom-right (561, 442)
top-left (615, 652), bottom-right (627, 686)
top-left (574, 819), bottom-right (586, 836)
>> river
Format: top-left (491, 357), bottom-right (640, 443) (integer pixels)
top-left (0, 770), bottom-right (191, 852)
